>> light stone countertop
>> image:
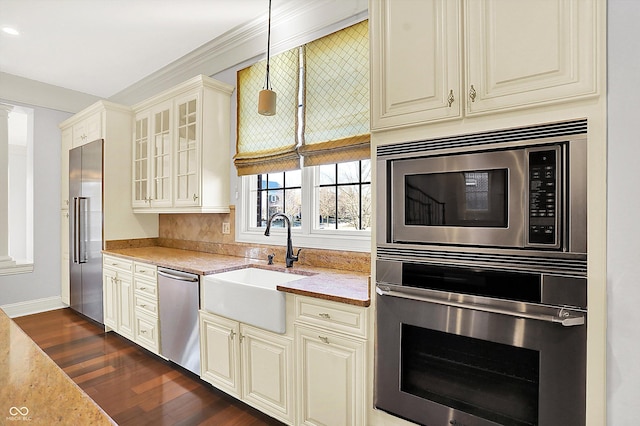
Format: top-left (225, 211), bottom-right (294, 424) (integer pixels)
top-left (103, 246), bottom-right (370, 307)
top-left (0, 309), bottom-right (115, 425)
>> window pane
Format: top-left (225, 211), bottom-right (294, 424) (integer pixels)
top-left (285, 169), bottom-right (302, 187)
top-left (319, 164), bottom-right (335, 185)
top-left (338, 185), bottom-right (360, 230)
top-left (318, 186), bottom-right (337, 229)
top-left (361, 183), bottom-right (372, 230)
top-left (285, 188), bottom-right (302, 228)
top-left (338, 161), bottom-right (359, 184)
top-left (361, 159), bottom-right (371, 183)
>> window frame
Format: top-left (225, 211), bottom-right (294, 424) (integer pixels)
top-left (235, 164), bottom-right (371, 253)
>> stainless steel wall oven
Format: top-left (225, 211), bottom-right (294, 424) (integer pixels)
top-left (375, 121), bottom-right (589, 426)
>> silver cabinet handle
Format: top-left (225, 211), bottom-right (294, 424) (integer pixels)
top-left (193, 193), bottom-right (199, 202)
top-left (318, 336), bottom-right (329, 344)
top-left (229, 330), bottom-right (236, 340)
top-left (318, 313), bottom-right (331, 319)
top-left (469, 85), bottom-right (477, 102)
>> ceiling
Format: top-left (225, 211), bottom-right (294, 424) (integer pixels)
top-left (0, 0), bottom-right (280, 98)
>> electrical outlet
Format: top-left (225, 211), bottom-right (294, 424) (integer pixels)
top-left (222, 222), bottom-right (230, 234)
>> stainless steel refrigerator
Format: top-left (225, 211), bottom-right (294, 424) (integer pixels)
top-left (69, 139), bottom-right (104, 324)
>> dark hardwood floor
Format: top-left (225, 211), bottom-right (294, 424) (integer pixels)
top-left (14, 308), bottom-right (284, 426)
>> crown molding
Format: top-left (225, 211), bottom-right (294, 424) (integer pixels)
top-left (109, 0), bottom-right (368, 105)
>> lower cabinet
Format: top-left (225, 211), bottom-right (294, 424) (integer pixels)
top-left (199, 310), bottom-right (294, 425)
top-left (102, 255), bottom-right (134, 340)
top-left (199, 296), bottom-right (369, 426)
top-left (102, 255), bottom-right (159, 354)
top-left (294, 296), bottom-right (367, 426)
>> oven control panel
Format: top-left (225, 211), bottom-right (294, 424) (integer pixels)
top-left (528, 149), bottom-right (558, 245)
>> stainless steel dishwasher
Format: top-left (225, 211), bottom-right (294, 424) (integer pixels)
top-left (157, 267), bottom-right (200, 375)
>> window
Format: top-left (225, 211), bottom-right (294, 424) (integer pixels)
top-left (1, 103), bottom-right (34, 275)
top-left (240, 159), bottom-right (371, 252)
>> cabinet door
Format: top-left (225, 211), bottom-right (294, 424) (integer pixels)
top-left (173, 93), bottom-right (201, 207)
top-left (132, 111), bottom-right (151, 208)
top-left (72, 112), bottom-right (102, 147)
top-left (465, 0), bottom-right (597, 114)
top-left (60, 210), bottom-right (70, 306)
top-left (371, 0), bottom-right (462, 130)
top-left (150, 102), bottom-right (173, 208)
top-left (117, 273), bottom-right (134, 339)
top-left (102, 268), bottom-right (118, 330)
top-left (200, 312), bottom-right (241, 397)
top-left (241, 325), bottom-right (294, 424)
top-left (295, 325), bottom-right (365, 426)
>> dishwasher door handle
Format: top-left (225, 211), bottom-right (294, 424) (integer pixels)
top-left (158, 270), bottom-right (199, 282)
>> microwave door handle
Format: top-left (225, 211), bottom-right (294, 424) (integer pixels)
top-left (375, 285), bottom-right (585, 327)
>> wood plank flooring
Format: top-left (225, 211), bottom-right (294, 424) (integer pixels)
top-left (14, 308), bottom-right (284, 426)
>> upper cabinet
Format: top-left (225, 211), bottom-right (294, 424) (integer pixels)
top-left (370, 0), bottom-right (598, 130)
top-left (132, 75), bottom-right (234, 213)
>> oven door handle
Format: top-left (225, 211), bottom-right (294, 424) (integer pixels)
top-left (375, 285), bottom-right (585, 327)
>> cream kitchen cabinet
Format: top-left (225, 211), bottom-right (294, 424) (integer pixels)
top-left (370, 0), bottom-right (598, 130)
top-left (132, 75), bottom-right (234, 213)
top-left (200, 310), bottom-right (294, 425)
top-left (103, 256), bottom-right (160, 353)
top-left (294, 296), bottom-right (367, 426)
top-left (71, 110), bottom-right (102, 148)
top-left (132, 261), bottom-right (160, 354)
top-left (60, 210), bottom-right (70, 305)
top-left (102, 255), bottom-right (134, 340)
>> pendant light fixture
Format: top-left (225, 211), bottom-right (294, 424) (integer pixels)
top-left (258, 0), bottom-right (276, 116)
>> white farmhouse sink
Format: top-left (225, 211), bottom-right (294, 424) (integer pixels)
top-left (202, 267), bottom-right (306, 333)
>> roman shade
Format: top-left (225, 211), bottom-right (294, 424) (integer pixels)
top-left (298, 20), bottom-right (370, 167)
top-left (235, 48), bottom-right (300, 176)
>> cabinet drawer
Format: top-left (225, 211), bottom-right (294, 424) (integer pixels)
top-left (134, 293), bottom-right (158, 317)
top-left (134, 262), bottom-right (157, 279)
top-left (134, 277), bottom-right (158, 298)
top-left (134, 310), bottom-right (160, 353)
top-left (103, 255), bottom-right (132, 272)
top-left (294, 296), bottom-right (368, 339)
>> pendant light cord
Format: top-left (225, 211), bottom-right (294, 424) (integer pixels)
top-left (265, 0), bottom-right (272, 90)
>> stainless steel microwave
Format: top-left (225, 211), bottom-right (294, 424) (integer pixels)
top-left (376, 122), bottom-right (587, 255)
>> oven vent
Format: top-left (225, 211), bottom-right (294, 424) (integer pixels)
top-left (376, 246), bottom-right (587, 276)
top-left (376, 119), bottom-right (588, 158)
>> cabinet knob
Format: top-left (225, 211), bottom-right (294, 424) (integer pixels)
top-left (448, 89), bottom-right (455, 107)
top-left (469, 85), bottom-right (477, 103)
top-left (229, 330), bottom-right (236, 340)
top-left (193, 193), bottom-right (199, 202)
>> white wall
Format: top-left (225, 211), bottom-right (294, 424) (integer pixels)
top-left (0, 100), bottom-right (71, 305)
top-left (607, 0), bottom-right (640, 424)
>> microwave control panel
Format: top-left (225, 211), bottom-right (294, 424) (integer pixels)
top-left (528, 149), bottom-right (558, 245)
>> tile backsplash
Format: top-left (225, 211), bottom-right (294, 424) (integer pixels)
top-left (152, 208), bottom-right (371, 273)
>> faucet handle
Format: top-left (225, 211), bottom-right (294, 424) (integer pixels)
top-left (267, 253), bottom-right (275, 265)
top-left (293, 248), bottom-right (302, 260)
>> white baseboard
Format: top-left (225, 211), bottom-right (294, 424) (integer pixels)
top-left (1, 296), bottom-right (68, 318)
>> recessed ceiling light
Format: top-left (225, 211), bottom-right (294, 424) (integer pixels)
top-left (2, 27), bottom-right (20, 36)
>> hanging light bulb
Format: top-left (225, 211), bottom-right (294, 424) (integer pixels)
top-left (258, 0), bottom-right (276, 116)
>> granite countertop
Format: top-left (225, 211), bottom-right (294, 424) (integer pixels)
top-left (103, 246), bottom-right (370, 307)
top-left (0, 309), bottom-right (115, 425)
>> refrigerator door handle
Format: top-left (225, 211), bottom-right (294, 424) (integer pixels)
top-left (79, 197), bottom-right (88, 263)
top-left (72, 197), bottom-right (80, 264)
top-left (72, 197), bottom-right (88, 264)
